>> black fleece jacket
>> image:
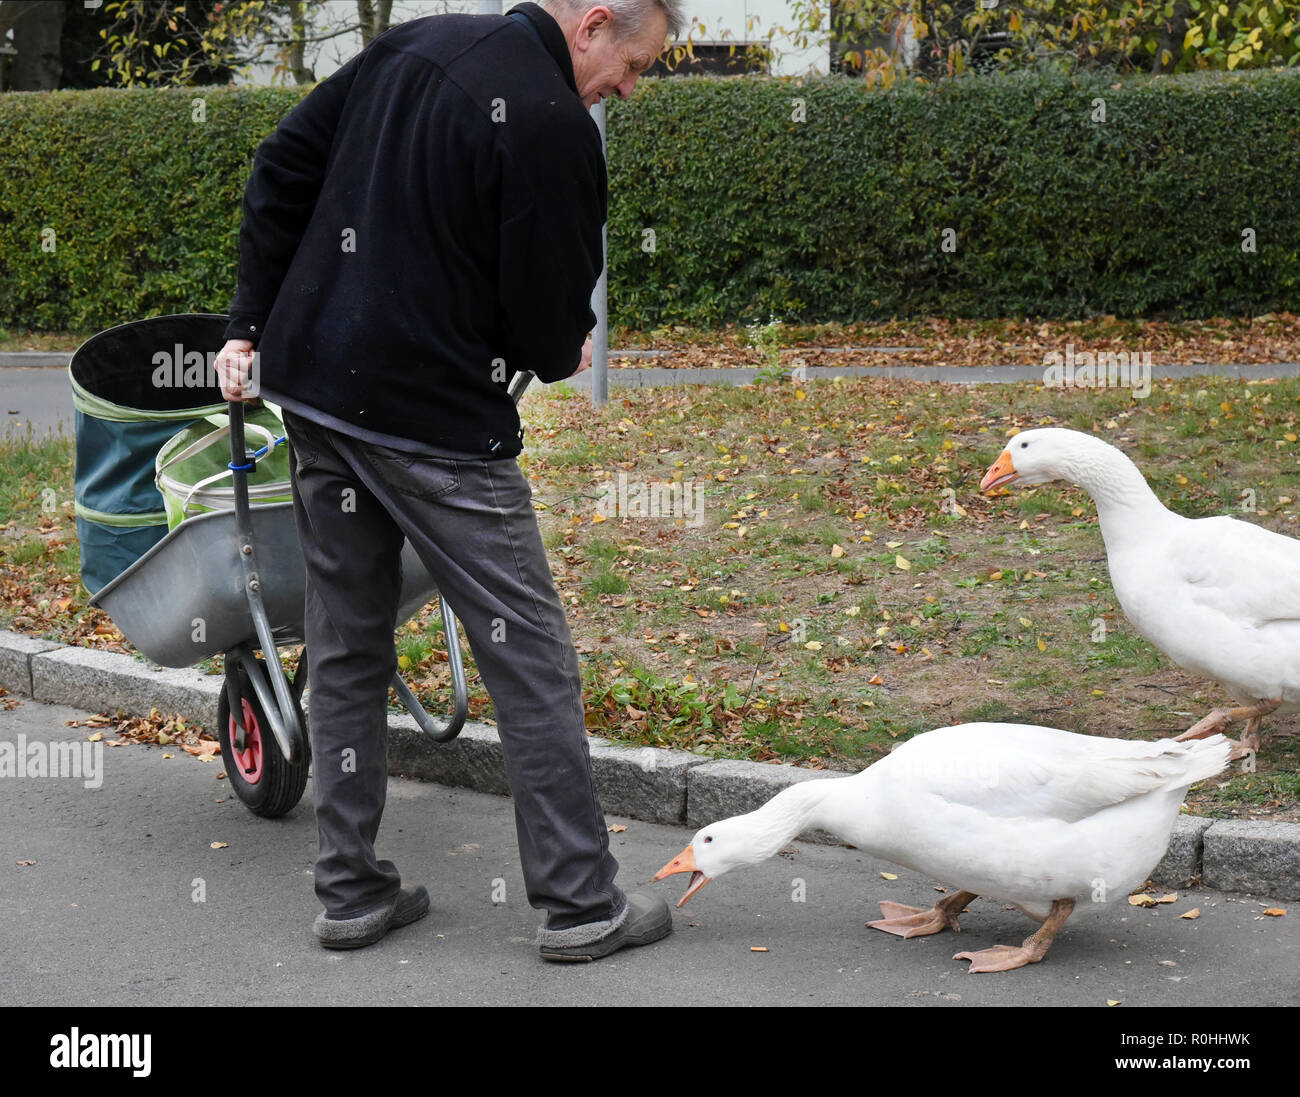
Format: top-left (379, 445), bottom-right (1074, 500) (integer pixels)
top-left (225, 3), bottom-right (605, 458)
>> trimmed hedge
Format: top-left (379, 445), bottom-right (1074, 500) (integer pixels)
top-left (606, 69), bottom-right (1300, 327)
top-left (2, 68), bottom-right (1298, 333)
top-left (0, 86), bottom-right (304, 332)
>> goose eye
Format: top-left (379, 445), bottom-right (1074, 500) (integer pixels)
top-left (1019, 441), bottom-right (1028, 449)
top-left (703, 836), bottom-right (713, 843)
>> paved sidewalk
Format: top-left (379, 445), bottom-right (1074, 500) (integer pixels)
top-left (3, 695), bottom-right (1297, 1007)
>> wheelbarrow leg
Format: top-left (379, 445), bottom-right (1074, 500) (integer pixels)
top-left (224, 653), bottom-right (248, 750)
top-left (393, 595), bottom-right (468, 743)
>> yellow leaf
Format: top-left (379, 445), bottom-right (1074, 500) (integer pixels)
top-left (1129, 893), bottom-right (1158, 907)
top-left (988, 569), bottom-right (1003, 580)
top-left (830, 543), bottom-right (845, 558)
top-left (1180, 908), bottom-right (1200, 919)
top-left (895, 555), bottom-right (911, 571)
top-left (1037, 638), bottom-right (1047, 652)
top-left (1018, 617), bottom-right (1033, 629)
top-left (804, 641), bottom-right (823, 651)
top-left (607, 824), bottom-right (627, 833)
top-left (88, 732), bottom-right (103, 742)
top-left (590, 512), bottom-right (606, 524)
top-left (157, 732), bottom-right (171, 745)
top-left (210, 841), bottom-right (229, 849)
top-left (778, 621), bottom-right (790, 632)
top-left (1154, 893), bottom-right (1178, 904)
top-left (881, 872), bottom-right (898, 880)
top-left (1107, 999), bottom-right (1124, 1007)
top-left (1284, 433), bottom-right (1297, 443)
top-left (1262, 907), bottom-right (1287, 917)
top-left (794, 390), bottom-right (806, 401)
top-left (397, 654), bottom-right (411, 671)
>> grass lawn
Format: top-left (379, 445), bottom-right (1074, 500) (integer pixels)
top-left (2, 371), bottom-right (1297, 820)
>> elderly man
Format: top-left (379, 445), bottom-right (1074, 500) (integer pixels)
top-left (216, 0), bottom-right (683, 960)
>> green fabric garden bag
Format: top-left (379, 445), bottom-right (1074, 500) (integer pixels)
top-left (155, 403), bottom-right (293, 529)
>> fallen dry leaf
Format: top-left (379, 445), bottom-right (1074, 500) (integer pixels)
top-left (881, 872), bottom-right (899, 880)
top-left (607, 824), bottom-right (627, 833)
top-left (210, 841), bottom-right (229, 850)
top-left (17, 859), bottom-right (36, 867)
top-left (1262, 907), bottom-right (1287, 917)
top-left (750, 946), bottom-right (768, 953)
top-left (1180, 908), bottom-right (1200, 920)
top-left (1129, 894), bottom-right (1158, 907)
top-left (1107, 999), bottom-right (1124, 1006)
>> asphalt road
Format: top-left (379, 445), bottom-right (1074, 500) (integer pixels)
top-left (3, 696), bottom-right (1298, 1010)
top-left (8, 360), bottom-right (1300, 443)
top-left (0, 367), bottom-right (75, 442)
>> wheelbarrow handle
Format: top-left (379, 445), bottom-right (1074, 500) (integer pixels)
top-left (226, 399), bottom-right (305, 763)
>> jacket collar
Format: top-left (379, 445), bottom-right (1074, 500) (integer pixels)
top-left (506, 3), bottom-right (580, 97)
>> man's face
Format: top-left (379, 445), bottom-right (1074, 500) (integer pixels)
top-left (568, 5), bottom-right (670, 108)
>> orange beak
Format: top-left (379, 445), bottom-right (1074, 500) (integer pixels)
top-left (980, 450), bottom-right (1019, 492)
top-left (653, 844), bottom-right (710, 908)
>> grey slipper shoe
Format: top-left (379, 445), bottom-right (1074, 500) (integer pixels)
top-left (537, 891), bottom-right (673, 963)
top-left (314, 884), bottom-right (430, 949)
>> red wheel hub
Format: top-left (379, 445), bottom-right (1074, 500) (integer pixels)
top-left (229, 698), bottom-right (263, 785)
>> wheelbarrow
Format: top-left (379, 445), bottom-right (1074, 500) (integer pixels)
top-left (90, 369), bottom-right (537, 818)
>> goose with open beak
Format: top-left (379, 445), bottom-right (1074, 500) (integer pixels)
top-left (653, 722), bottom-right (1230, 972)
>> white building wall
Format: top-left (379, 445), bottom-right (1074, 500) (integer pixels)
top-left (247, 0), bottom-right (828, 84)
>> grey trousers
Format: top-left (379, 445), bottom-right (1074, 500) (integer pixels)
top-left (282, 409), bottom-right (624, 930)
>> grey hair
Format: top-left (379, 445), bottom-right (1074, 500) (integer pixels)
top-left (540, 0), bottom-right (685, 41)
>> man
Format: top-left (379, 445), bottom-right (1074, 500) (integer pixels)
top-left (215, 0), bottom-right (684, 960)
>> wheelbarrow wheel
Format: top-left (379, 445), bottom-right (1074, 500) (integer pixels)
top-left (217, 662), bottom-right (310, 818)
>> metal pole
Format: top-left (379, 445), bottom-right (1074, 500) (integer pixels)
top-left (591, 99), bottom-right (609, 407)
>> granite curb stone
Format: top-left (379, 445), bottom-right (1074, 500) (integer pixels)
top-left (1151, 815), bottom-right (1216, 888)
top-left (1203, 819), bottom-right (1300, 900)
top-left (29, 643), bottom-right (224, 728)
top-left (0, 630), bottom-right (64, 696)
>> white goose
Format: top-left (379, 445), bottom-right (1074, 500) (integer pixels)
top-left (980, 427), bottom-right (1300, 756)
top-left (655, 723), bottom-right (1229, 972)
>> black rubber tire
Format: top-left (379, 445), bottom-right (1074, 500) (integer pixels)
top-left (217, 661), bottom-right (310, 818)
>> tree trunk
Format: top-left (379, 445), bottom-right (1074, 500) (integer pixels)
top-left (286, 0), bottom-right (314, 84)
top-left (6, 0), bottom-right (66, 90)
top-left (1152, 0), bottom-right (1192, 73)
top-left (357, 0), bottom-right (375, 46)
